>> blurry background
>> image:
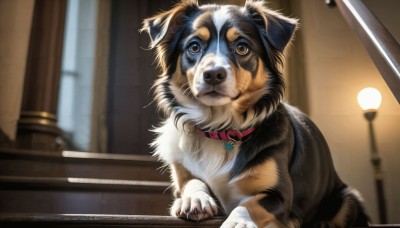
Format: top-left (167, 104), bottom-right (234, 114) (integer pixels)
top-left (0, 0), bottom-right (399, 224)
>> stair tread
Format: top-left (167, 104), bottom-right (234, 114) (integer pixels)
top-left (0, 175), bottom-right (171, 192)
top-left (0, 213), bottom-right (225, 227)
top-left (0, 213), bottom-right (399, 227)
top-left (0, 148), bottom-right (169, 181)
top-left (0, 148), bottom-right (159, 165)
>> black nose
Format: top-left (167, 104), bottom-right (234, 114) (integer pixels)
top-left (203, 67), bottom-right (227, 85)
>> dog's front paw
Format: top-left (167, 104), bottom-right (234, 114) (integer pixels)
top-left (170, 191), bottom-right (219, 221)
top-left (221, 206), bottom-right (257, 228)
top-left (221, 221), bottom-right (257, 228)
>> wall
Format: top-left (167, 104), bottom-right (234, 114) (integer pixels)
top-left (0, 0), bottom-right (34, 140)
top-left (297, 0), bottom-right (400, 223)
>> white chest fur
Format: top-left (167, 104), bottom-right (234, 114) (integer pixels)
top-left (181, 136), bottom-right (246, 212)
top-left (152, 118), bottom-right (246, 213)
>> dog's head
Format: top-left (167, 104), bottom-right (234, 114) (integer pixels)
top-left (141, 0), bottom-right (297, 130)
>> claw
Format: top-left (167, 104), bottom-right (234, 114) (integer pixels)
top-left (171, 192), bottom-right (219, 221)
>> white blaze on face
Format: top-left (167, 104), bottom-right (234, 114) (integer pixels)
top-left (212, 6), bottom-right (231, 56)
top-left (191, 6), bottom-right (239, 107)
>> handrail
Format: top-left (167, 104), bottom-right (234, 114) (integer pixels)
top-left (331, 0), bottom-right (400, 103)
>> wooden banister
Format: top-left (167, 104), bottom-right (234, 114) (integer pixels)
top-left (331, 0), bottom-right (400, 103)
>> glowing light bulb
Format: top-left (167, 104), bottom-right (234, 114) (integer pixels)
top-left (357, 87), bottom-right (382, 111)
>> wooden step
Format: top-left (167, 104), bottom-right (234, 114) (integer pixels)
top-left (0, 176), bottom-right (172, 215)
top-left (0, 213), bottom-right (225, 228)
top-left (0, 213), bottom-right (399, 228)
top-left (0, 148), bottom-right (168, 181)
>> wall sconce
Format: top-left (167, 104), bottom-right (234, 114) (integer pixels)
top-left (357, 87), bottom-right (387, 224)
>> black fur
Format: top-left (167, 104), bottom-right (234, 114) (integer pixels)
top-left (142, 1), bottom-right (370, 227)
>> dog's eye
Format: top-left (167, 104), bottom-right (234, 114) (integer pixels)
top-left (235, 43), bottom-right (249, 56)
top-left (188, 42), bottom-right (201, 54)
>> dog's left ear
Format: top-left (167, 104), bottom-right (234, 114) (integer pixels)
top-left (245, 0), bottom-right (298, 52)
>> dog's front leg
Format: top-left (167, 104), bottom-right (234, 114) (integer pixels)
top-left (221, 194), bottom-right (300, 228)
top-left (221, 194), bottom-right (282, 228)
top-left (169, 163), bottom-right (219, 221)
top-left (221, 192), bottom-right (300, 228)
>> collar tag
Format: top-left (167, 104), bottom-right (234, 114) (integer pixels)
top-left (224, 141), bottom-right (235, 151)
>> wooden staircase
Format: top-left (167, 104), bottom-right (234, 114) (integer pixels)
top-left (1, 148), bottom-right (400, 227)
top-left (0, 148), bottom-right (173, 215)
top-left (0, 148), bottom-right (228, 227)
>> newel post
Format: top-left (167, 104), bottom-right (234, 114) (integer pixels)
top-left (16, 0), bottom-right (67, 151)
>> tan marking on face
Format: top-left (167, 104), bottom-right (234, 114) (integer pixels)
top-left (233, 59), bottom-right (268, 113)
top-left (247, 60), bottom-right (268, 92)
top-left (226, 27), bottom-right (240, 42)
top-left (241, 194), bottom-right (278, 228)
top-left (186, 65), bottom-right (196, 92)
top-left (192, 11), bottom-right (212, 31)
top-left (171, 163), bottom-right (194, 193)
top-left (236, 159), bottom-right (278, 195)
top-left (194, 26), bottom-right (210, 41)
top-left (171, 55), bottom-right (187, 87)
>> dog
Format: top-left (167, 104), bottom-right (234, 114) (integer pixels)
top-left (141, 0), bottom-right (370, 227)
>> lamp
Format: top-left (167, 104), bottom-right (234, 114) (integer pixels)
top-left (357, 87), bottom-right (387, 224)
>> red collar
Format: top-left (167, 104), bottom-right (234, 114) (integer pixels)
top-left (197, 127), bottom-right (255, 142)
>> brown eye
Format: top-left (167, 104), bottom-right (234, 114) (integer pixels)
top-left (235, 43), bottom-right (249, 56)
top-left (188, 42), bottom-right (201, 54)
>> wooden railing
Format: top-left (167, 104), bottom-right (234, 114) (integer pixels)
top-left (329, 0), bottom-right (400, 103)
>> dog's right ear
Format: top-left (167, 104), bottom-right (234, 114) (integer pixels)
top-left (141, 0), bottom-right (199, 49)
